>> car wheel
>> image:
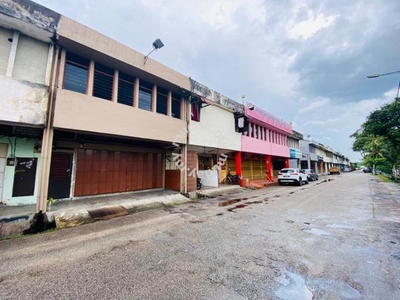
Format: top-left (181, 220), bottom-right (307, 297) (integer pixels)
top-left (305, 179), bottom-right (309, 184)
top-left (298, 178), bottom-right (302, 186)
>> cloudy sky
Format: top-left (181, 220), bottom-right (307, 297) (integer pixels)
top-left (35, 0), bottom-right (400, 161)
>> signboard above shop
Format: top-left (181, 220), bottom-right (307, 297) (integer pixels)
top-left (246, 104), bottom-right (293, 134)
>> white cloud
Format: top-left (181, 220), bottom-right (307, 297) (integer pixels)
top-left (289, 12), bottom-right (337, 39)
top-left (297, 98), bottom-right (329, 115)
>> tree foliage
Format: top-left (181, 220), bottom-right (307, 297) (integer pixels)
top-left (351, 100), bottom-right (400, 178)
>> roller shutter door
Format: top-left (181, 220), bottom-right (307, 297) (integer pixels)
top-left (75, 149), bottom-right (163, 197)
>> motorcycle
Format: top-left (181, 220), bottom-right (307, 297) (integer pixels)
top-left (197, 177), bottom-right (202, 190)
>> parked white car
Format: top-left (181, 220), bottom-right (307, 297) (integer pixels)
top-left (278, 168), bottom-right (308, 186)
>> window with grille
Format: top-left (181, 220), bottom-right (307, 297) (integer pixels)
top-left (156, 87), bottom-right (168, 115)
top-left (93, 63), bottom-right (114, 100)
top-left (139, 80), bottom-right (152, 111)
top-left (64, 52), bottom-right (90, 94)
top-left (118, 72), bottom-right (134, 106)
top-left (171, 92), bottom-right (181, 119)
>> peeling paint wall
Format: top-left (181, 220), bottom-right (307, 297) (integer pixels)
top-left (0, 27), bottom-right (12, 75)
top-left (0, 75), bottom-right (48, 125)
top-left (0, 137), bottom-right (41, 205)
top-left (13, 34), bottom-right (49, 84)
top-left (0, 0), bottom-right (60, 33)
top-left (190, 79), bottom-right (244, 113)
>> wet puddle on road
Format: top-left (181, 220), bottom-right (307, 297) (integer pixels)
top-left (326, 224), bottom-right (355, 230)
top-left (218, 199), bottom-right (242, 207)
top-left (276, 270), bottom-right (363, 300)
top-left (275, 271), bottom-right (313, 300)
top-left (302, 228), bottom-right (331, 236)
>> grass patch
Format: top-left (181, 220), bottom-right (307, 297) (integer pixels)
top-left (378, 174), bottom-right (393, 182)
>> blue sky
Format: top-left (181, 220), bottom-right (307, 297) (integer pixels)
top-left (35, 0), bottom-right (400, 161)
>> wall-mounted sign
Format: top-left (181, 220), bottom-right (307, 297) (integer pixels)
top-left (246, 105), bottom-right (292, 134)
top-left (7, 157), bottom-right (16, 166)
top-left (290, 148), bottom-right (302, 159)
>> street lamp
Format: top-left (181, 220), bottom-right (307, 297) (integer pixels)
top-left (367, 70), bottom-right (400, 104)
top-left (144, 38), bottom-right (164, 65)
top-left (366, 70), bottom-right (400, 78)
top-left (366, 70), bottom-right (400, 175)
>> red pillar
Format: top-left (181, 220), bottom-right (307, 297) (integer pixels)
top-left (285, 158), bottom-right (289, 168)
top-left (235, 151), bottom-right (242, 177)
top-left (266, 155), bottom-right (272, 181)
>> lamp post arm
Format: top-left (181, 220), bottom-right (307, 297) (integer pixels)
top-left (379, 70), bottom-right (400, 77)
top-left (367, 70), bottom-right (400, 78)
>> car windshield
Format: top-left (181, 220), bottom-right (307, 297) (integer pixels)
top-left (280, 169), bottom-right (295, 173)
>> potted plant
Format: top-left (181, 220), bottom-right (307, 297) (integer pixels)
top-left (47, 197), bottom-right (55, 211)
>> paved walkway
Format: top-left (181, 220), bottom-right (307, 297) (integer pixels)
top-left (0, 177), bottom-right (282, 238)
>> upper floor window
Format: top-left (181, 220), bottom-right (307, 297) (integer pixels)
top-left (156, 87), bottom-right (168, 115)
top-left (118, 72), bottom-right (134, 106)
top-left (191, 102), bottom-right (200, 122)
top-left (139, 80), bottom-right (152, 111)
top-left (171, 92), bottom-right (181, 119)
top-left (64, 53), bottom-right (90, 94)
top-left (93, 63), bottom-right (114, 100)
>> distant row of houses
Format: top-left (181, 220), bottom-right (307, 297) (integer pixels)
top-left (0, 0), bottom-right (349, 209)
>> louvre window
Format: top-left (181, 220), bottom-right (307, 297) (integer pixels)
top-left (156, 87), bottom-right (168, 115)
top-left (171, 92), bottom-right (181, 119)
top-left (139, 80), bottom-right (153, 111)
top-left (118, 72), bottom-right (134, 106)
top-left (64, 53), bottom-right (90, 94)
top-left (93, 63), bottom-right (114, 100)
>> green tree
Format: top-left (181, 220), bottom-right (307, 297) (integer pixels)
top-left (351, 99), bottom-right (400, 178)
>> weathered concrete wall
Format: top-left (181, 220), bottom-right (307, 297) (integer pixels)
top-left (0, 75), bottom-right (48, 125)
top-left (0, 0), bottom-right (60, 40)
top-left (189, 105), bottom-right (241, 151)
top-left (0, 27), bottom-right (12, 75)
top-left (13, 34), bottom-right (49, 84)
top-left (0, 137), bottom-right (41, 206)
top-left (190, 79), bottom-right (243, 113)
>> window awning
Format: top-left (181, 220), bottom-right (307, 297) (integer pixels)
top-left (200, 96), bottom-right (214, 106)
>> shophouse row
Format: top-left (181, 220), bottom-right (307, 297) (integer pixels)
top-left (0, 0), bottom-right (349, 209)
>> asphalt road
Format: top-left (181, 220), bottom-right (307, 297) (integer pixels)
top-left (1, 172), bottom-right (399, 300)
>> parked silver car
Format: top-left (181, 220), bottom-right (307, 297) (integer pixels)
top-left (301, 169), bottom-right (318, 181)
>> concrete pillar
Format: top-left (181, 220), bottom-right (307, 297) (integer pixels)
top-left (133, 78), bottom-right (139, 107)
top-left (6, 31), bottom-right (19, 77)
top-left (37, 128), bottom-right (54, 212)
top-left (44, 44), bottom-right (54, 86)
top-left (87, 60), bottom-right (95, 96)
top-left (180, 97), bottom-right (185, 120)
top-left (266, 155), bottom-right (272, 180)
top-left (235, 151), bottom-right (242, 177)
top-left (37, 45), bottom-right (60, 212)
top-left (151, 84), bottom-right (157, 112)
top-left (167, 91), bottom-right (172, 117)
top-left (57, 49), bottom-right (66, 88)
top-left (112, 69), bottom-right (119, 102)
